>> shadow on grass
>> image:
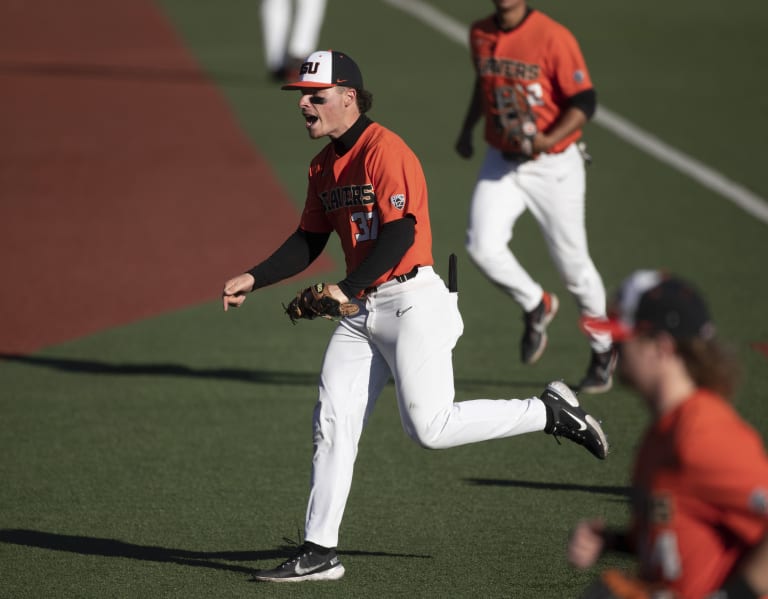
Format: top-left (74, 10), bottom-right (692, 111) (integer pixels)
top-left (0, 529), bottom-right (431, 575)
top-left (0, 353), bottom-right (548, 391)
top-left (0, 353), bottom-right (319, 386)
top-left (466, 478), bottom-right (630, 499)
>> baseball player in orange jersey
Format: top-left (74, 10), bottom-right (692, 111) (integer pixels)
top-left (455, 0), bottom-right (616, 393)
top-left (222, 50), bottom-right (610, 583)
top-left (568, 270), bottom-right (768, 599)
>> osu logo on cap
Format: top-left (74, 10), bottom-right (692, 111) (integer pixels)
top-left (301, 62), bottom-right (320, 75)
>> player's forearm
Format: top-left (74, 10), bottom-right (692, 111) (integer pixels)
top-left (538, 88), bottom-right (595, 151)
top-left (247, 228), bottom-right (329, 290)
top-left (705, 535), bottom-right (768, 598)
top-left (337, 216), bottom-right (415, 298)
top-left (739, 532), bottom-right (768, 595)
top-left (540, 106), bottom-right (587, 151)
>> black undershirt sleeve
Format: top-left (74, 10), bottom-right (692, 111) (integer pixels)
top-left (568, 88), bottom-right (597, 120)
top-left (246, 228), bottom-right (330, 290)
top-left (602, 528), bottom-right (632, 554)
top-left (337, 216), bottom-right (416, 298)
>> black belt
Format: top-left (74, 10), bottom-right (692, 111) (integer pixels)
top-left (502, 145), bottom-right (570, 163)
top-left (501, 151), bottom-right (532, 163)
top-left (364, 265), bottom-right (419, 295)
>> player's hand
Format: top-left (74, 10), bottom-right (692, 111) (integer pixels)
top-left (531, 132), bottom-right (554, 155)
top-left (568, 518), bottom-right (606, 569)
top-left (322, 283), bottom-right (349, 305)
top-left (283, 282), bottom-right (358, 323)
top-left (222, 273), bottom-right (255, 312)
top-left (455, 130), bottom-right (474, 159)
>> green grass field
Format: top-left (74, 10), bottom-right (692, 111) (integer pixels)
top-left (2, 1), bottom-right (767, 597)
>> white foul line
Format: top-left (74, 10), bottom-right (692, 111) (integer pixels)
top-left (593, 107), bottom-right (768, 223)
top-left (381, 0), bottom-right (768, 225)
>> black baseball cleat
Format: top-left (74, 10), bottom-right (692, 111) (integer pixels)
top-left (578, 347), bottom-right (618, 394)
top-left (252, 542), bottom-right (345, 583)
top-left (520, 292), bottom-right (559, 364)
top-left (540, 380), bottom-right (608, 459)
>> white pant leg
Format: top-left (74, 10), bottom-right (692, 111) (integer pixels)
top-left (369, 269), bottom-right (548, 450)
top-left (466, 147), bottom-right (543, 312)
top-left (517, 145), bottom-right (611, 352)
top-left (261, 0), bottom-right (291, 71)
top-left (304, 312), bottom-right (390, 547)
top-left (304, 308), bottom-right (390, 548)
top-left (288, 0), bottom-right (327, 60)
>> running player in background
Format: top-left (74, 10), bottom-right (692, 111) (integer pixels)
top-left (568, 270), bottom-right (768, 599)
top-left (455, 0), bottom-right (615, 393)
top-left (260, 0), bottom-right (327, 82)
top-left (222, 50), bottom-right (610, 583)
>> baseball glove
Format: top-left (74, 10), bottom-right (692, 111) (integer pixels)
top-left (284, 282), bottom-right (359, 324)
top-left (495, 83), bottom-right (538, 156)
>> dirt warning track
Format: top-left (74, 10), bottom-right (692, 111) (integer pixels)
top-left (0, 0), bottom-right (330, 354)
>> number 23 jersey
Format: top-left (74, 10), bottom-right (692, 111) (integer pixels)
top-left (469, 9), bottom-right (594, 155)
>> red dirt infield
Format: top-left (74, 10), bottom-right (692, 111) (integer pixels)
top-left (0, 0), bottom-right (331, 355)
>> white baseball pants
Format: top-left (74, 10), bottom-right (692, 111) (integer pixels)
top-left (465, 144), bottom-right (611, 352)
top-left (304, 267), bottom-right (547, 548)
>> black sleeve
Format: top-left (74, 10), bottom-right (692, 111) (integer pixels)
top-left (568, 88), bottom-right (597, 120)
top-left (246, 228), bottom-right (330, 290)
top-left (602, 528), bottom-right (632, 554)
top-left (337, 216), bottom-right (416, 298)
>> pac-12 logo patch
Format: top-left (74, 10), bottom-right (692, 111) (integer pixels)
top-left (749, 488), bottom-right (768, 514)
top-left (390, 194), bottom-right (406, 210)
top-left (573, 70), bottom-right (585, 84)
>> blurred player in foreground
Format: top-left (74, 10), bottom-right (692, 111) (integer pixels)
top-left (223, 49), bottom-right (609, 583)
top-left (568, 270), bottom-right (768, 599)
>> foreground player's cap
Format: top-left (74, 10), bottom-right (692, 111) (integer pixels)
top-left (281, 50), bottom-right (364, 90)
top-left (581, 270), bottom-right (715, 341)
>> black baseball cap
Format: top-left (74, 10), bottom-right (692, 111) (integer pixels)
top-left (281, 50), bottom-right (364, 90)
top-left (581, 270), bottom-right (715, 341)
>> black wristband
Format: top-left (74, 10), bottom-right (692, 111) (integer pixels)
top-left (719, 575), bottom-right (759, 599)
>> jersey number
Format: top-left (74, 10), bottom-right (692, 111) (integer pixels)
top-left (522, 82), bottom-right (544, 107)
top-left (493, 82), bottom-right (545, 115)
top-left (651, 530), bottom-right (682, 581)
top-left (351, 210), bottom-right (379, 242)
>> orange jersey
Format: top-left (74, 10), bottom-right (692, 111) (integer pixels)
top-left (630, 390), bottom-right (768, 599)
top-left (300, 122), bottom-right (433, 290)
top-left (469, 10), bottom-right (593, 154)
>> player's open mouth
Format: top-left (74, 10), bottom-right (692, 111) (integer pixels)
top-left (305, 115), bottom-right (318, 128)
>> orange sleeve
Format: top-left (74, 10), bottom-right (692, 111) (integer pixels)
top-left (549, 24), bottom-right (593, 99)
top-left (299, 156), bottom-right (333, 234)
top-left (365, 134), bottom-right (428, 226)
